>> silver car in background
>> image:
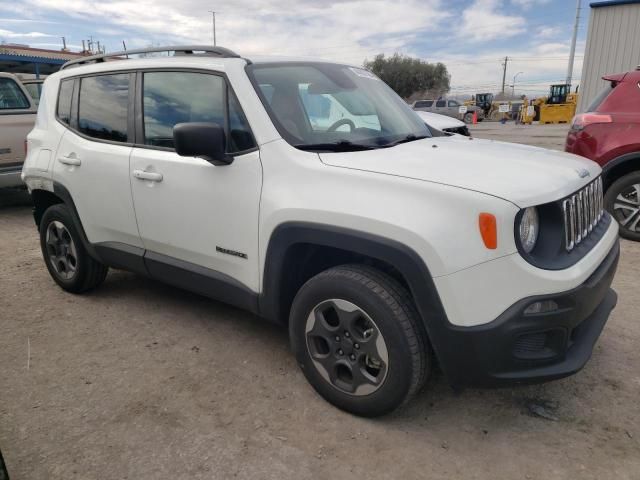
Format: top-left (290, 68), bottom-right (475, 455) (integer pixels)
top-left (412, 98), bottom-right (484, 124)
top-left (0, 72), bottom-right (37, 188)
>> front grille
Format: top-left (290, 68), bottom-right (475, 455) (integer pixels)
top-left (562, 176), bottom-right (604, 252)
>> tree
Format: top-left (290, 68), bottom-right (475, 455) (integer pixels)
top-left (363, 53), bottom-right (450, 100)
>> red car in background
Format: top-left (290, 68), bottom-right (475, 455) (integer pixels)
top-left (566, 66), bottom-right (640, 240)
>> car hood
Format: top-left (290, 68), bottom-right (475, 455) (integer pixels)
top-left (319, 136), bottom-right (601, 207)
top-left (414, 111), bottom-right (465, 130)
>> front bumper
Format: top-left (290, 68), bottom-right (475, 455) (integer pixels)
top-left (438, 240), bottom-right (619, 387)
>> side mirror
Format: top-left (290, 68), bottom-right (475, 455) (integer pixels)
top-left (173, 122), bottom-right (232, 166)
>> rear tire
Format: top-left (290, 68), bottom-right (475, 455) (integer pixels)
top-left (604, 171), bottom-right (640, 241)
top-left (289, 265), bottom-right (430, 417)
top-left (39, 204), bottom-right (108, 293)
top-left (463, 112), bottom-right (474, 124)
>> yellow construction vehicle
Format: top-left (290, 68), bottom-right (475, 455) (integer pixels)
top-left (465, 93), bottom-right (494, 118)
top-left (538, 84), bottom-right (578, 124)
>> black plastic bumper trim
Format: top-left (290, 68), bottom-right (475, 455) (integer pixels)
top-left (439, 240), bottom-right (619, 387)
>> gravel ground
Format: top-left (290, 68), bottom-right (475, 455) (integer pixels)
top-left (469, 122), bottom-right (570, 151)
top-left (1, 125), bottom-right (639, 479)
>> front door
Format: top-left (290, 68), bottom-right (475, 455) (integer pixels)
top-left (129, 70), bottom-right (262, 293)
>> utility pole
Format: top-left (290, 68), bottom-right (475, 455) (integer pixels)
top-left (566, 0), bottom-right (581, 87)
top-left (501, 56), bottom-right (509, 96)
top-left (208, 10), bottom-right (217, 46)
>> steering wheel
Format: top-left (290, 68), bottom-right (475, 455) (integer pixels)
top-left (326, 118), bottom-right (356, 133)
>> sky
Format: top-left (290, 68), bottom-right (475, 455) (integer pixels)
top-left (0, 0), bottom-right (589, 96)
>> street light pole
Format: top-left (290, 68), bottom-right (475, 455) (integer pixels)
top-left (208, 10), bottom-right (217, 46)
top-left (512, 71), bottom-right (523, 97)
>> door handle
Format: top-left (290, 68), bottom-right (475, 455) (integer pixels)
top-left (133, 169), bottom-right (163, 182)
top-left (58, 154), bottom-right (81, 166)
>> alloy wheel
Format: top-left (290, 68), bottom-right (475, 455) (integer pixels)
top-left (305, 299), bottom-right (389, 396)
top-left (45, 220), bottom-right (78, 280)
top-left (613, 183), bottom-right (640, 233)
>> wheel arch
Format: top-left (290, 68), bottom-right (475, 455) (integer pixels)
top-left (602, 152), bottom-right (640, 190)
top-left (259, 222), bottom-right (450, 357)
top-left (31, 182), bottom-right (101, 261)
top-left (31, 188), bottom-right (64, 228)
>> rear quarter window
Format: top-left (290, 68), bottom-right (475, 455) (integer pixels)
top-left (78, 73), bottom-right (129, 143)
top-left (57, 79), bottom-right (74, 125)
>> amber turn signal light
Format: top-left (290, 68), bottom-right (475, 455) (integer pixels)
top-left (478, 213), bottom-right (497, 249)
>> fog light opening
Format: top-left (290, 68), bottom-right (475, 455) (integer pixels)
top-left (524, 300), bottom-right (559, 315)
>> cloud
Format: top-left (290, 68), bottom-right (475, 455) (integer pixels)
top-left (538, 26), bottom-right (563, 39)
top-left (6, 0), bottom-right (583, 96)
top-left (443, 40), bottom-right (584, 97)
top-left (0, 28), bottom-right (57, 38)
top-left (458, 0), bottom-right (527, 42)
top-left (20, 0), bottom-right (449, 64)
top-left (511, 0), bottom-right (551, 9)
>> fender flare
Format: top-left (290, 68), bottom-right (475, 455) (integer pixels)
top-left (259, 222), bottom-right (458, 375)
top-left (49, 181), bottom-right (101, 261)
top-left (601, 151), bottom-right (640, 187)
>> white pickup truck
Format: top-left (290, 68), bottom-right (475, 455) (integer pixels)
top-left (0, 72), bottom-right (37, 188)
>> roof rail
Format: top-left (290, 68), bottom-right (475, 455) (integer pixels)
top-left (60, 45), bottom-right (241, 70)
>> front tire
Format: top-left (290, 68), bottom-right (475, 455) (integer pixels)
top-left (289, 265), bottom-right (430, 417)
top-left (605, 171), bottom-right (640, 241)
top-left (39, 204), bottom-right (108, 292)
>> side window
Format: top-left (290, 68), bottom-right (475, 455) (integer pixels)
top-left (142, 71), bottom-right (254, 153)
top-left (415, 100), bottom-right (433, 108)
top-left (78, 74), bottom-right (129, 142)
top-left (57, 79), bottom-right (74, 125)
top-left (448, 100), bottom-right (459, 107)
top-left (0, 78), bottom-right (30, 110)
top-left (436, 100), bottom-right (446, 108)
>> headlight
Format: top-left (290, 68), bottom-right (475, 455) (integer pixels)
top-left (518, 207), bottom-right (539, 253)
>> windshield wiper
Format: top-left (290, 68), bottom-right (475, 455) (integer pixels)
top-left (294, 140), bottom-right (380, 152)
top-left (383, 134), bottom-right (430, 148)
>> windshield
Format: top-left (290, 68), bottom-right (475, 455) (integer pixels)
top-left (247, 62), bottom-right (430, 151)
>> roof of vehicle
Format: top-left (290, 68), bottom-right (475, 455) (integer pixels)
top-left (0, 72), bottom-right (20, 79)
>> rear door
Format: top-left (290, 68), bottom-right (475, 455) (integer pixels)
top-left (0, 75), bottom-right (36, 167)
top-left (53, 73), bottom-right (142, 248)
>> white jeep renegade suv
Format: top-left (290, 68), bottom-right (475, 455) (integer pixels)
top-left (22, 46), bottom-right (620, 417)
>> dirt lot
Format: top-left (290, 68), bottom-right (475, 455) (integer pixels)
top-left (1, 124), bottom-right (639, 479)
top-left (469, 122), bottom-right (570, 151)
